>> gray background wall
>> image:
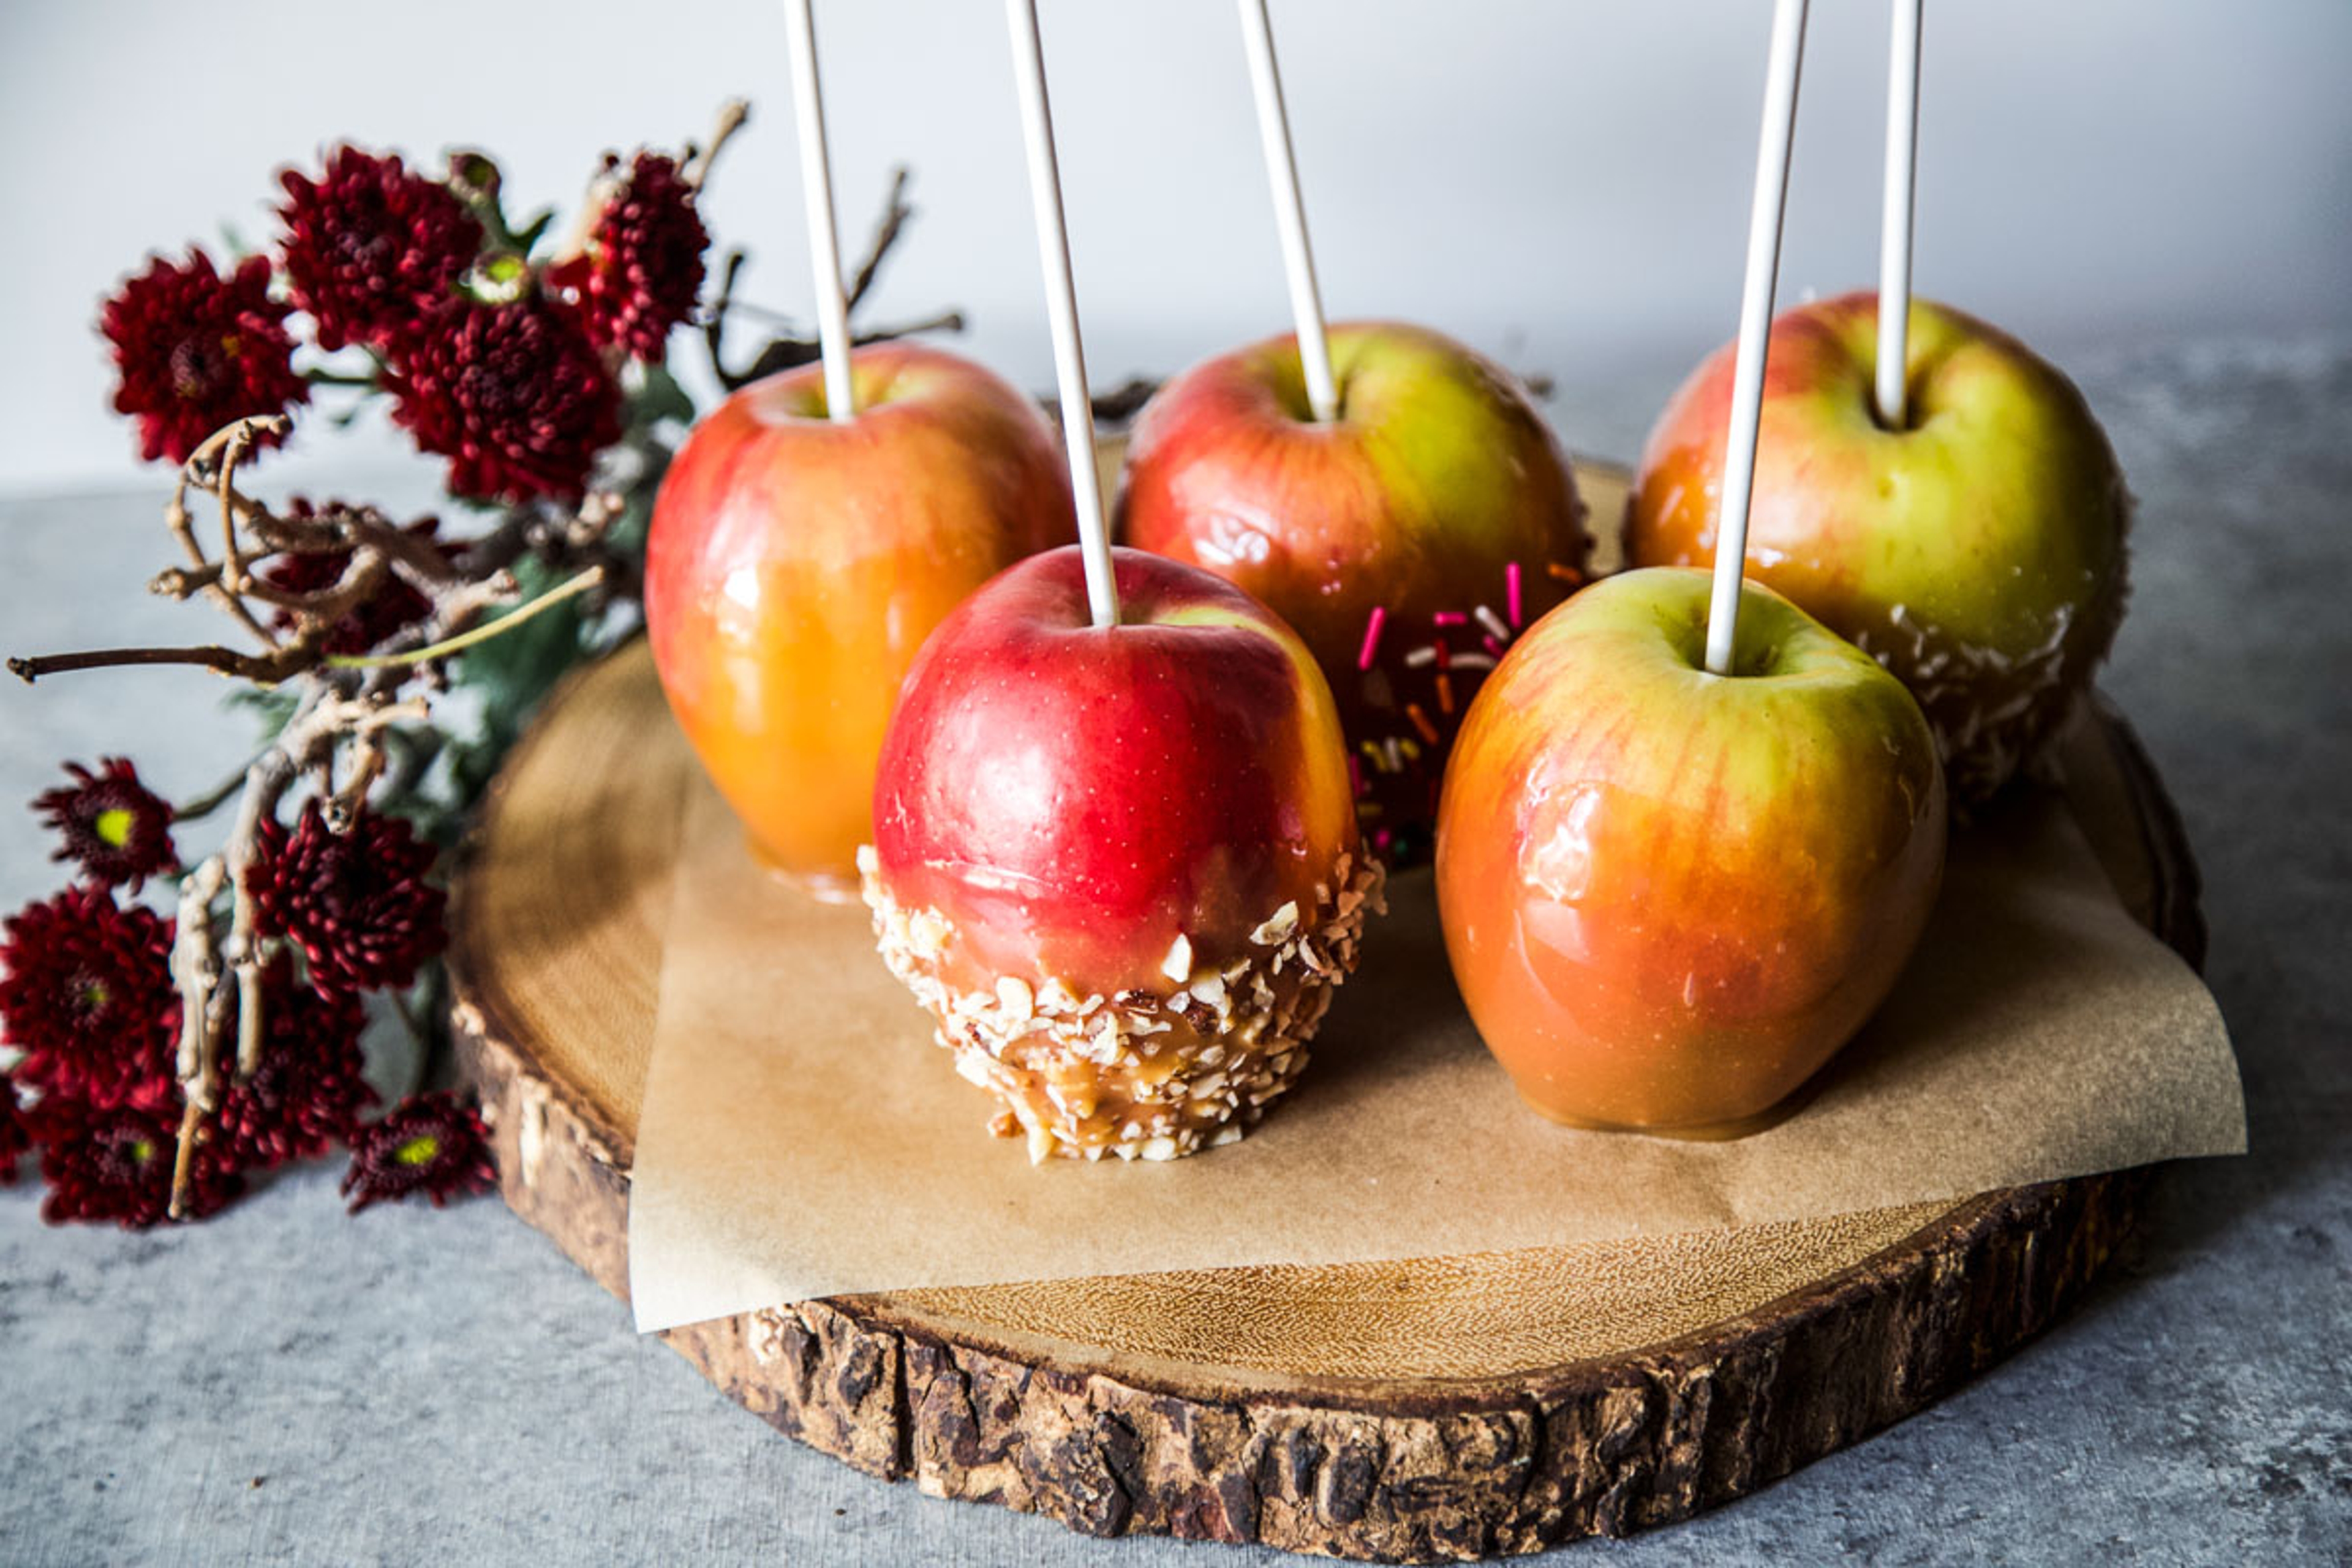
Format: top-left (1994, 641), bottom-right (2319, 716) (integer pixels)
top-left (3, 0), bottom-right (2346, 496)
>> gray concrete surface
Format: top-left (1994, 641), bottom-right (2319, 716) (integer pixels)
top-left (1, 337), bottom-right (2345, 1565)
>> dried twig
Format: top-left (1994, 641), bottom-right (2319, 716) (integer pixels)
top-left (703, 168), bottom-right (965, 391)
top-left (680, 99), bottom-right (750, 193)
top-left (7, 414), bottom-right (633, 1216)
top-left (843, 167), bottom-right (913, 311)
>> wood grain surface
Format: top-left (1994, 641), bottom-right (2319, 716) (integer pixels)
top-left (447, 462), bottom-right (2201, 1561)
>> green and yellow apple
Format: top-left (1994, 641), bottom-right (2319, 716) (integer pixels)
top-left (1117, 320), bottom-right (1586, 862)
top-left (1436, 567), bottom-right (1945, 1134)
top-left (646, 341), bottom-right (1076, 892)
top-left (1626, 291), bottom-right (2128, 805)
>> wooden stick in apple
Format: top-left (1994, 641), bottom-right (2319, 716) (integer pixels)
top-left (1875, 0), bottom-right (1923, 429)
top-left (1003, 0), bottom-right (1118, 628)
top-left (1704, 0), bottom-right (1809, 677)
top-left (782, 0), bottom-right (856, 422)
top-left (1235, 0), bottom-right (1338, 423)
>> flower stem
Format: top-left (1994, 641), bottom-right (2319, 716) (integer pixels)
top-left (324, 566), bottom-right (603, 671)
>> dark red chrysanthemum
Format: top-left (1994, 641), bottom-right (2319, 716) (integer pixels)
top-left (341, 1091), bottom-right (493, 1213)
top-left (214, 963), bottom-right (376, 1171)
top-left (546, 152), bottom-right (709, 362)
top-left (259, 503), bottom-right (455, 657)
top-left (0, 887), bottom-right (176, 1109)
top-left (277, 146), bottom-right (483, 353)
top-left (244, 802), bottom-right (445, 995)
top-left (34, 758), bottom-right (178, 892)
top-left (0, 1077), bottom-right (29, 1186)
top-left (99, 250), bottom-right (307, 466)
top-left (32, 1093), bottom-right (241, 1228)
top-left (383, 294), bottom-right (621, 504)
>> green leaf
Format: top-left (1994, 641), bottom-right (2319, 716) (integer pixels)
top-left (628, 362), bottom-right (696, 430)
top-left (510, 209), bottom-right (554, 258)
top-left (224, 684), bottom-right (300, 741)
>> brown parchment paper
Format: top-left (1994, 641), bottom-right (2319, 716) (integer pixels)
top-left (627, 775), bottom-right (2243, 1334)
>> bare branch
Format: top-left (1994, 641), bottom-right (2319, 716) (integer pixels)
top-left (682, 99), bottom-right (750, 192)
top-left (9, 641), bottom-right (317, 685)
top-left (844, 167), bottom-right (913, 312)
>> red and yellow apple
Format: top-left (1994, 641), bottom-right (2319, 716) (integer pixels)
top-left (1626, 291), bottom-right (2128, 805)
top-left (645, 342), bottom-right (1076, 890)
top-left (861, 546), bottom-right (1383, 1162)
top-left (1436, 567), bottom-right (1945, 1134)
top-left (1116, 320), bottom-right (1586, 862)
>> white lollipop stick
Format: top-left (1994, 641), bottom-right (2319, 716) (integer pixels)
top-left (1875, 0), bottom-right (1923, 429)
top-left (1237, 0), bottom-right (1340, 423)
top-left (1705, 0), bottom-right (1810, 678)
top-left (1004, 0), bottom-right (1118, 628)
top-left (783, 0), bottom-right (856, 423)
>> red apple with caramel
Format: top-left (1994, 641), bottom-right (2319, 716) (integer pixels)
top-left (861, 546), bottom-right (1382, 1161)
top-left (1625, 292), bottom-right (2128, 805)
top-left (1436, 567), bottom-right (1945, 1134)
top-left (1117, 320), bottom-right (1587, 862)
top-left (646, 342), bottom-right (1076, 891)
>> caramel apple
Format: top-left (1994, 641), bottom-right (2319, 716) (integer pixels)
top-left (860, 546), bottom-right (1382, 1161)
top-left (1625, 293), bottom-right (2129, 805)
top-left (1116, 321), bottom-right (1588, 862)
top-left (1436, 568), bottom-right (1945, 1134)
top-left (645, 342), bottom-right (1076, 892)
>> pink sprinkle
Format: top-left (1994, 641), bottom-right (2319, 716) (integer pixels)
top-left (1433, 638), bottom-right (1452, 671)
top-left (1431, 610), bottom-right (1468, 629)
top-left (1357, 606), bottom-right (1388, 671)
top-left (1482, 633), bottom-right (1506, 659)
top-left (1506, 562), bottom-right (1523, 627)
top-left (1348, 752), bottom-right (1366, 799)
top-left (1373, 827), bottom-right (1394, 854)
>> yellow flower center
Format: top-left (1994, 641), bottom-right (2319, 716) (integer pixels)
top-left (94, 807), bottom-right (135, 849)
top-left (395, 1133), bottom-right (442, 1168)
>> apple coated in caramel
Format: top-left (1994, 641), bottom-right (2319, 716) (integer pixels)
top-left (1436, 568), bottom-right (1945, 1134)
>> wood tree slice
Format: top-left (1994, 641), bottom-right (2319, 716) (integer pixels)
top-left (447, 461), bottom-right (2199, 1561)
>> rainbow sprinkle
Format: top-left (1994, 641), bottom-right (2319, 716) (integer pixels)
top-left (1332, 562), bottom-right (1545, 861)
top-left (1357, 605), bottom-right (1387, 671)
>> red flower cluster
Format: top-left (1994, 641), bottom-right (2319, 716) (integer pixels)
top-left (549, 153), bottom-right (709, 362)
top-left (31, 1095), bottom-right (243, 1227)
top-left (100, 135), bottom-right (711, 498)
top-left (245, 802), bottom-right (447, 994)
top-left (35, 758), bottom-right (177, 892)
top-left (3, 761), bottom-right (477, 1228)
top-left (0, 886), bottom-right (176, 1109)
top-left (215, 963), bottom-right (375, 1170)
top-left (99, 251), bottom-right (307, 466)
top-left (259, 505), bottom-right (452, 657)
top-left (342, 1091), bottom-right (494, 1213)
top-left (277, 147), bottom-right (483, 353)
top-left (384, 294), bottom-right (622, 505)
